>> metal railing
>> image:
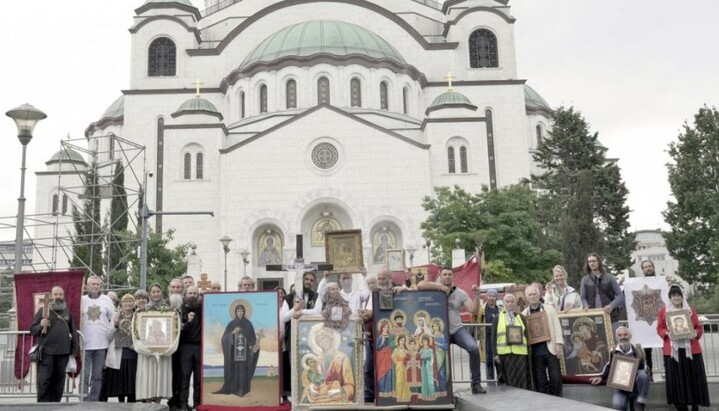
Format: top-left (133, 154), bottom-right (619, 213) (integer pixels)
top-left (0, 330), bottom-right (85, 399)
top-left (450, 319), bottom-right (719, 384)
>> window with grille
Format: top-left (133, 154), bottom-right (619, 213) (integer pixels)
top-left (184, 153), bottom-right (191, 179)
top-left (402, 87), bottom-right (409, 114)
top-left (350, 78), bottom-right (361, 107)
top-left (469, 29), bottom-right (499, 68)
top-left (62, 194), bottom-right (68, 215)
top-left (536, 125), bottom-right (543, 147)
top-left (260, 85), bottom-right (268, 113)
top-left (240, 92), bottom-right (245, 119)
top-left (286, 80), bottom-right (297, 109)
top-left (460, 146), bottom-right (468, 173)
top-left (318, 77), bottom-right (330, 105)
top-left (196, 153), bottom-right (204, 179)
top-left (380, 82), bottom-right (388, 110)
top-left (52, 194), bottom-right (59, 215)
top-left (447, 147), bottom-right (456, 173)
top-left (148, 37), bottom-right (176, 76)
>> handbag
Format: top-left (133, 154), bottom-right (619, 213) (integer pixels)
top-left (29, 344), bottom-right (45, 362)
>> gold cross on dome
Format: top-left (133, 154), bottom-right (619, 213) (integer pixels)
top-left (193, 78), bottom-right (204, 97)
top-left (445, 71), bottom-right (455, 92)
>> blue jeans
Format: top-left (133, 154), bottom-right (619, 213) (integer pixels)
top-left (451, 326), bottom-right (482, 385)
top-left (83, 349), bottom-right (106, 401)
top-left (612, 370), bottom-right (649, 410)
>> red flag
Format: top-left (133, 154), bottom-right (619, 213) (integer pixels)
top-left (13, 271), bottom-right (85, 380)
top-left (450, 253), bottom-right (481, 297)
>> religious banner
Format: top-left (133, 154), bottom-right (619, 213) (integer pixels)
top-left (373, 290), bottom-right (453, 407)
top-left (201, 292), bottom-right (281, 410)
top-left (624, 277), bottom-right (669, 348)
top-left (558, 309), bottom-right (614, 377)
top-left (13, 271), bottom-right (84, 381)
top-left (291, 315), bottom-right (364, 409)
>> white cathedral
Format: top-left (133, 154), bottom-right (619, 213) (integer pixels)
top-left (34, 0), bottom-right (552, 290)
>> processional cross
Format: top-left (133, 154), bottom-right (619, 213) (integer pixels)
top-left (266, 234), bottom-right (333, 303)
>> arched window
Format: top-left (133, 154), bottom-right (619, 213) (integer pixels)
top-left (240, 92), bottom-right (245, 119)
top-left (286, 80), bottom-right (297, 109)
top-left (460, 146), bottom-right (468, 173)
top-left (536, 124), bottom-right (543, 146)
top-left (148, 37), bottom-right (176, 76)
top-left (402, 87), bottom-right (409, 114)
top-left (62, 194), bottom-right (68, 215)
top-left (52, 194), bottom-right (59, 215)
top-left (318, 77), bottom-right (330, 105)
top-left (184, 153), bottom-right (191, 179)
top-left (350, 78), bottom-right (362, 107)
top-left (260, 85), bottom-right (268, 113)
top-left (380, 82), bottom-right (389, 110)
top-left (196, 153), bottom-right (204, 179)
top-left (447, 147), bottom-right (456, 174)
top-left (469, 29), bottom-right (499, 68)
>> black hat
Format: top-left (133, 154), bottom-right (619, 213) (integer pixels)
top-left (668, 284), bottom-right (683, 298)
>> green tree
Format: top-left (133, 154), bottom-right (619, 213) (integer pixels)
top-left (532, 107), bottom-right (635, 285)
top-left (664, 106), bottom-right (719, 291)
top-left (71, 164), bottom-right (103, 278)
top-left (421, 184), bottom-right (561, 284)
top-left (126, 228), bottom-right (189, 288)
top-left (106, 160), bottom-right (132, 288)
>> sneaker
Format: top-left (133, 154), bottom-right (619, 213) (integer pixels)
top-left (471, 383), bottom-right (487, 394)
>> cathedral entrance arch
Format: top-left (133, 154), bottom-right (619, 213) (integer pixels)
top-left (300, 203), bottom-right (353, 264)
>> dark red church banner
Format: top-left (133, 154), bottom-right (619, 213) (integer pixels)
top-left (13, 270), bottom-right (85, 380)
top-left (392, 253), bottom-right (481, 298)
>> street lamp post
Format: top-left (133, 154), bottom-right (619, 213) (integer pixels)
top-left (240, 250), bottom-right (250, 276)
top-left (423, 239), bottom-right (431, 264)
top-left (406, 246), bottom-right (416, 268)
top-left (6, 104), bottom-right (46, 275)
top-left (220, 236), bottom-right (232, 291)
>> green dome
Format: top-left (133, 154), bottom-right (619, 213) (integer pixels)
top-left (524, 84), bottom-right (551, 113)
top-left (172, 96), bottom-right (223, 120)
top-left (240, 20), bottom-right (406, 70)
top-left (430, 91), bottom-right (474, 107)
top-left (46, 145), bottom-right (86, 166)
top-left (99, 96), bottom-right (124, 122)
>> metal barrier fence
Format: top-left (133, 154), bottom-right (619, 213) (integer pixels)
top-left (450, 319), bottom-right (719, 384)
top-left (0, 330), bottom-right (84, 399)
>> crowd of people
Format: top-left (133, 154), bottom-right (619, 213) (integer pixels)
top-left (30, 252), bottom-right (711, 411)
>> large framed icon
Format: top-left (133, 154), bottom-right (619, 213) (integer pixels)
top-left (372, 290), bottom-right (453, 407)
top-left (291, 315), bottom-right (364, 409)
top-left (201, 292), bottom-right (281, 409)
top-left (134, 311), bottom-right (178, 352)
top-left (325, 229), bottom-right (364, 273)
top-left (558, 309), bottom-right (614, 377)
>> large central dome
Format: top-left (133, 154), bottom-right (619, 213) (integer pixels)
top-left (240, 20), bottom-right (406, 70)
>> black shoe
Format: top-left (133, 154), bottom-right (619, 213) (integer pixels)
top-left (472, 383), bottom-right (487, 394)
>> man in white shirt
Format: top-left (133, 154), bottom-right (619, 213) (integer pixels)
top-left (317, 269), bottom-right (370, 315)
top-left (80, 275), bottom-right (114, 401)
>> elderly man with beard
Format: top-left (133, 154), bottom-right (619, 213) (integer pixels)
top-left (31, 286), bottom-right (77, 402)
top-left (179, 286), bottom-right (202, 411)
top-left (522, 284), bottom-right (563, 397)
top-left (590, 327), bottom-right (650, 411)
top-left (81, 275), bottom-right (114, 401)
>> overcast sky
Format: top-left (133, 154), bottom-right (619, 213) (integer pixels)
top-left (1, 0), bottom-right (717, 242)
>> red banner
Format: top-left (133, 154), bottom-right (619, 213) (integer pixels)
top-left (13, 271), bottom-right (85, 380)
top-left (393, 253), bottom-right (482, 297)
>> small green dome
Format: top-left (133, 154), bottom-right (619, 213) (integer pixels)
top-left (46, 145), bottom-right (86, 166)
top-left (99, 96), bottom-right (124, 122)
top-left (524, 84), bottom-right (551, 113)
top-left (240, 20), bottom-right (406, 70)
top-left (172, 96), bottom-right (223, 120)
top-left (430, 90), bottom-right (474, 107)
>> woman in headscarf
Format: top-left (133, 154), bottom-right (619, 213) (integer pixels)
top-left (657, 284), bottom-right (710, 411)
top-left (146, 283), bottom-right (167, 309)
top-left (544, 265), bottom-right (583, 312)
top-left (104, 294), bottom-right (138, 402)
top-left (215, 304), bottom-right (257, 397)
top-left (492, 293), bottom-right (532, 390)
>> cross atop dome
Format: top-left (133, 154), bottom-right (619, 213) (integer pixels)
top-left (445, 71), bottom-right (456, 92)
top-left (193, 78), bottom-right (204, 98)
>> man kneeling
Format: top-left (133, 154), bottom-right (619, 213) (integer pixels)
top-left (589, 326), bottom-right (649, 411)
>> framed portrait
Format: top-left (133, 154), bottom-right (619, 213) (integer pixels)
top-left (606, 355), bottom-right (639, 391)
top-left (386, 249), bottom-right (405, 272)
top-left (526, 311), bottom-right (551, 345)
top-left (291, 315), bottom-right (364, 410)
top-left (372, 291), bottom-right (453, 407)
top-left (667, 309), bottom-right (696, 340)
top-left (372, 229), bottom-right (396, 264)
top-left (558, 309), bottom-right (614, 377)
top-left (506, 325), bottom-right (524, 345)
top-left (134, 311), bottom-right (178, 353)
top-left (325, 229), bottom-right (364, 273)
top-left (202, 292), bottom-right (281, 408)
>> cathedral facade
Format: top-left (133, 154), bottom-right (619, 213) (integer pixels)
top-left (35, 0), bottom-right (551, 290)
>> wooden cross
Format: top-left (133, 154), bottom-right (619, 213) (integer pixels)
top-left (445, 71), bottom-right (455, 92)
top-left (266, 234), bottom-right (333, 302)
top-left (193, 78), bottom-right (204, 97)
top-left (197, 272), bottom-right (211, 291)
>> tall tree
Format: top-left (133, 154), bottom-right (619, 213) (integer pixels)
top-left (532, 106), bottom-right (635, 285)
top-left (125, 228), bottom-right (189, 288)
top-left (664, 106), bottom-right (719, 291)
top-left (421, 184), bottom-right (561, 284)
top-left (106, 160), bottom-right (132, 287)
top-left (71, 164), bottom-right (103, 278)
